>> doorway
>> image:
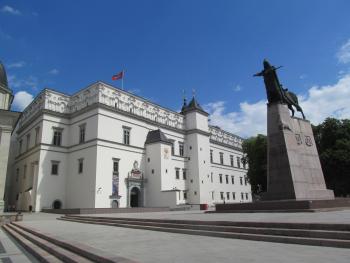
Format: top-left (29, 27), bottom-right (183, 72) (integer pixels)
top-left (52, 199), bottom-right (62, 209)
top-left (112, 200), bottom-right (119, 208)
top-left (130, 187), bottom-right (140, 207)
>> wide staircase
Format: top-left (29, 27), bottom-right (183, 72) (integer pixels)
top-left (2, 222), bottom-right (136, 263)
top-left (59, 215), bottom-right (350, 249)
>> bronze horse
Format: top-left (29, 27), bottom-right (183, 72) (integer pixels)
top-left (254, 59), bottom-right (305, 119)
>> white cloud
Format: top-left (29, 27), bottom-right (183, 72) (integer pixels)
top-left (8, 61), bottom-right (26, 69)
top-left (1, 5), bottom-right (21, 15)
top-left (8, 75), bottom-right (38, 91)
top-left (300, 74), bottom-right (350, 123)
top-left (233, 85), bottom-right (242, 92)
top-left (205, 100), bottom-right (267, 138)
top-left (206, 74), bottom-right (350, 138)
top-left (337, 39), bottom-right (350, 64)
top-left (12, 91), bottom-right (34, 111)
top-left (48, 69), bottom-right (59, 75)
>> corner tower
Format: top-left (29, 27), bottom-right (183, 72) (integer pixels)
top-left (182, 96), bottom-right (211, 205)
top-left (0, 61), bottom-right (14, 110)
top-left (0, 60), bottom-right (20, 211)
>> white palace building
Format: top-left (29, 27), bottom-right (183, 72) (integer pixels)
top-left (5, 81), bottom-right (252, 211)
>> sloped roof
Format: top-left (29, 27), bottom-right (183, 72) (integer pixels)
top-left (181, 97), bottom-right (208, 116)
top-left (145, 129), bottom-right (172, 145)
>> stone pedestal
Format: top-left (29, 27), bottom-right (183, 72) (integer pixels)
top-left (263, 103), bottom-right (334, 200)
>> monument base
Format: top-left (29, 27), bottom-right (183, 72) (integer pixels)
top-left (265, 103), bottom-right (334, 200)
top-left (213, 198), bottom-right (350, 213)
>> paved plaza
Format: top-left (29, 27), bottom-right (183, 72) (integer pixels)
top-left (2, 209), bottom-right (347, 263)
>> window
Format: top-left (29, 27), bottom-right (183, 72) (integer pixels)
top-left (182, 169), bottom-right (186, 180)
top-left (123, 127), bottom-right (131, 145)
top-left (231, 176), bottom-right (234, 184)
top-left (219, 152), bottom-right (224, 165)
top-left (244, 177), bottom-right (248, 186)
top-left (53, 129), bottom-right (62, 146)
top-left (113, 158), bottom-right (119, 175)
top-left (51, 161), bottom-right (59, 175)
top-left (19, 139), bottom-right (23, 154)
top-left (241, 192), bottom-right (244, 200)
top-left (78, 159), bottom-right (84, 174)
top-left (225, 175), bottom-right (229, 184)
top-left (219, 174), bottom-right (223, 184)
top-left (26, 134), bottom-right (30, 151)
top-left (183, 191), bottom-right (187, 200)
top-left (210, 150), bottom-right (213, 163)
top-left (211, 172), bottom-right (213, 183)
top-left (211, 191), bottom-right (214, 200)
top-left (175, 168), bottom-right (180, 179)
top-left (23, 165), bottom-right (27, 179)
top-left (232, 192), bottom-right (236, 200)
top-left (220, 192), bottom-right (224, 200)
top-left (0, 129), bottom-right (2, 145)
top-left (245, 193), bottom-right (249, 200)
top-left (237, 157), bottom-right (241, 168)
top-left (226, 192), bottom-right (230, 200)
top-left (179, 142), bottom-right (184, 156)
top-left (170, 140), bottom-right (175, 155)
top-left (230, 155), bottom-right (234, 167)
top-left (79, 124), bottom-right (86, 143)
top-left (240, 177), bottom-right (243, 185)
top-left (35, 127), bottom-right (40, 145)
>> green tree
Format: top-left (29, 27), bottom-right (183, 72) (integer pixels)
top-left (313, 118), bottom-right (350, 196)
top-left (242, 134), bottom-right (267, 195)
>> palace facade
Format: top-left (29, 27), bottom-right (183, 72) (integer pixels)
top-left (5, 81), bottom-right (251, 211)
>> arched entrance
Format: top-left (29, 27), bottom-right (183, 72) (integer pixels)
top-left (52, 200), bottom-right (62, 209)
top-left (111, 200), bottom-right (119, 208)
top-left (130, 187), bottom-right (140, 207)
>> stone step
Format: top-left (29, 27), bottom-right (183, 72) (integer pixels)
top-left (59, 216), bottom-right (350, 249)
top-left (6, 223), bottom-right (93, 263)
top-left (11, 222), bottom-right (137, 263)
top-left (2, 224), bottom-right (63, 263)
top-left (63, 215), bottom-right (350, 231)
top-left (60, 216), bottom-right (350, 240)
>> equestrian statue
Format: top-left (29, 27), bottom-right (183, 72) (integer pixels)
top-left (254, 59), bottom-right (305, 119)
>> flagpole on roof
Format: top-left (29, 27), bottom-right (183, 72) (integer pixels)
top-left (122, 70), bottom-right (124, 90)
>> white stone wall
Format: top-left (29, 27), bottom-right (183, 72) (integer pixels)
top-left (0, 89), bottom-right (11, 110)
top-left (210, 143), bottom-right (252, 203)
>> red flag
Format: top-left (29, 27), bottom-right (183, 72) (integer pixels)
top-left (112, 71), bottom-right (124, 81)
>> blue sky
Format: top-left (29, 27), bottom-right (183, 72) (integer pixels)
top-left (1, 1), bottom-right (350, 137)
